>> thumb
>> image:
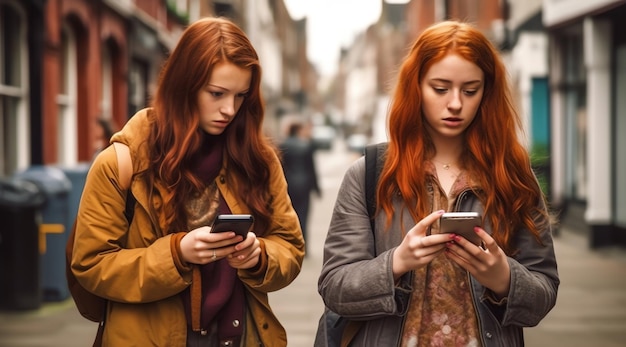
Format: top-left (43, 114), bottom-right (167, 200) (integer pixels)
top-left (410, 210), bottom-right (445, 237)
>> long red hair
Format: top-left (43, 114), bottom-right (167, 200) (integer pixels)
top-left (147, 17), bottom-right (276, 234)
top-left (379, 21), bottom-right (549, 254)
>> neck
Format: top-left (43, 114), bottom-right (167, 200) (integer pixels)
top-left (432, 151), bottom-right (462, 167)
top-left (430, 131), bottom-right (463, 158)
top-left (432, 147), bottom-right (463, 171)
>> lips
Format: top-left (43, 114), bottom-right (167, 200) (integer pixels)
top-left (442, 117), bottom-right (464, 127)
top-left (213, 120), bottom-right (229, 128)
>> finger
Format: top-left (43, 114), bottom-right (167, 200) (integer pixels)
top-left (446, 241), bottom-right (474, 261)
top-left (418, 236), bottom-right (449, 249)
top-left (411, 210), bottom-right (446, 237)
top-left (448, 234), bottom-right (488, 265)
top-left (229, 247), bottom-right (260, 267)
top-left (233, 239), bottom-right (260, 260)
top-left (423, 232), bottom-right (457, 248)
top-left (473, 227), bottom-right (498, 252)
top-left (193, 226), bottom-right (237, 244)
top-left (445, 245), bottom-right (474, 271)
top-left (446, 240), bottom-right (485, 270)
top-left (233, 232), bottom-right (255, 251)
top-left (208, 231), bottom-right (239, 242)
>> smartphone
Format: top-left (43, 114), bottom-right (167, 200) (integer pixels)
top-left (439, 212), bottom-right (483, 246)
top-left (211, 214), bottom-right (254, 239)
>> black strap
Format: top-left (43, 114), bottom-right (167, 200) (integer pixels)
top-left (364, 143), bottom-right (387, 232)
top-left (329, 142), bottom-right (385, 345)
top-left (124, 190), bottom-right (136, 223)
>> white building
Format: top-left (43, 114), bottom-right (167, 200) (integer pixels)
top-left (543, 0), bottom-right (626, 247)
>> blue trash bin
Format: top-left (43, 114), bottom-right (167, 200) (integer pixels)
top-left (13, 166), bottom-right (71, 302)
top-left (0, 178), bottom-right (46, 310)
top-left (60, 162), bottom-right (91, 224)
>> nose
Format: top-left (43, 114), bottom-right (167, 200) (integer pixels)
top-left (220, 96), bottom-right (236, 117)
top-left (447, 90), bottom-right (462, 112)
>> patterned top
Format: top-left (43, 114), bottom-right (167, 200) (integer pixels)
top-left (401, 166), bottom-right (482, 347)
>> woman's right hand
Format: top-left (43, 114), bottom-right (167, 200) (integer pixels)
top-left (391, 210), bottom-right (452, 281)
top-left (179, 226), bottom-right (244, 264)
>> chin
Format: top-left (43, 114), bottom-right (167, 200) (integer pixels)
top-left (202, 127), bottom-right (226, 136)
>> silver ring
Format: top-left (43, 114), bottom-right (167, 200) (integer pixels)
top-left (212, 249), bottom-right (217, 260)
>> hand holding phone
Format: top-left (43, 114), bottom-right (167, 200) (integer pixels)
top-left (211, 214), bottom-right (254, 239)
top-left (439, 212), bottom-right (483, 246)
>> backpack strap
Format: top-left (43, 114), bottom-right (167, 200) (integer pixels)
top-left (113, 142), bottom-right (136, 222)
top-left (364, 142), bottom-right (387, 231)
top-left (66, 142), bottom-right (136, 328)
top-left (113, 142), bottom-right (132, 190)
top-left (338, 142), bottom-right (388, 347)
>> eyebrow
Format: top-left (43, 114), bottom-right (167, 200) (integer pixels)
top-left (208, 83), bottom-right (228, 90)
top-left (429, 78), bottom-right (483, 85)
top-left (208, 83), bottom-right (249, 93)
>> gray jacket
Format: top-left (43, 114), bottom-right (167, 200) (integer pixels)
top-left (317, 157), bottom-right (559, 346)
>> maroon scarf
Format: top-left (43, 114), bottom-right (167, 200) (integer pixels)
top-left (181, 133), bottom-right (245, 342)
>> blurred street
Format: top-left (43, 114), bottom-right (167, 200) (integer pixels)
top-left (1, 140), bottom-right (626, 346)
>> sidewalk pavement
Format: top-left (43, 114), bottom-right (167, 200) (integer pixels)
top-left (1, 227), bottom-right (624, 347)
top-left (523, 228), bottom-right (626, 347)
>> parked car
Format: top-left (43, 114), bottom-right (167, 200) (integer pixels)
top-left (311, 125), bottom-right (336, 150)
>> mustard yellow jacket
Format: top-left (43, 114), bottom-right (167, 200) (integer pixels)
top-left (71, 108), bottom-right (305, 346)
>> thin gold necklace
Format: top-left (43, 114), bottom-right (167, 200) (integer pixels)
top-left (432, 159), bottom-right (456, 170)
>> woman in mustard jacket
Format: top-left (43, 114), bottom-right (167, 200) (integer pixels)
top-left (71, 17), bottom-right (305, 346)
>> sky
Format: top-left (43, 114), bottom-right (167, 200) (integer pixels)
top-left (283, 0), bottom-right (385, 77)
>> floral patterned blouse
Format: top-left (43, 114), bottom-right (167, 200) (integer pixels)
top-left (400, 165), bottom-right (482, 347)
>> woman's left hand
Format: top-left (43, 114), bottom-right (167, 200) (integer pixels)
top-left (445, 227), bottom-right (511, 298)
top-left (226, 232), bottom-right (261, 270)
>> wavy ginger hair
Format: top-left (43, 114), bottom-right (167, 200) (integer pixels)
top-left (378, 21), bottom-right (549, 254)
top-left (147, 17), bottom-right (275, 234)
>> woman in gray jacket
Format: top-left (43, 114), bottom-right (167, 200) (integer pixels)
top-left (316, 20), bottom-right (559, 347)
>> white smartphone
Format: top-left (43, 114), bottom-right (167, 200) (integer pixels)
top-left (210, 214), bottom-right (254, 239)
top-left (439, 212), bottom-right (483, 246)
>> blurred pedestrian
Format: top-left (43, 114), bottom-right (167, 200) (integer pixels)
top-left (279, 120), bottom-right (321, 250)
top-left (93, 117), bottom-right (115, 157)
top-left (315, 20), bottom-right (559, 346)
top-left (70, 17), bottom-right (304, 346)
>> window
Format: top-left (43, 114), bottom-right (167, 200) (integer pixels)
top-left (561, 32), bottom-right (587, 201)
top-left (101, 42), bottom-right (112, 121)
top-left (614, 23), bottom-right (626, 228)
top-left (0, 1), bottom-right (28, 176)
top-left (128, 59), bottom-right (148, 116)
top-left (57, 23), bottom-right (78, 166)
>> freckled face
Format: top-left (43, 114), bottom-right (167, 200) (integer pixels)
top-left (197, 62), bottom-right (252, 135)
top-left (420, 53), bottom-right (484, 140)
